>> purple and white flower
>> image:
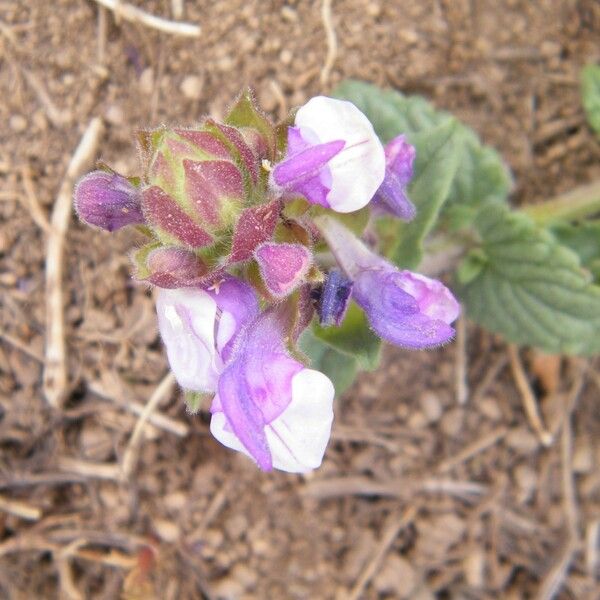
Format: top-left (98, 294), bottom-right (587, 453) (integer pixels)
top-left (315, 215), bottom-right (460, 348)
top-left (156, 278), bottom-right (334, 473)
top-left (270, 97), bottom-right (386, 213)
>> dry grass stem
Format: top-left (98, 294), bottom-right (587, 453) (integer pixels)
top-left (20, 164), bottom-right (51, 232)
top-left (88, 379), bottom-right (189, 437)
top-left (347, 506), bottom-right (418, 600)
top-left (437, 427), bottom-right (508, 473)
top-left (508, 344), bottom-right (553, 446)
top-left (120, 372), bottom-right (177, 482)
top-left (585, 520), bottom-right (600, 578)
top-left (455, 314), bottom-right (468, 404)
top-left (320, 0), bottom-right (337, 86)
top-left (57, 457), bottom-right (120, 481)
top-left (21, 69), bottom-right (72, 128)
top-left (92, 0), bottom-right (201, 37)
top-left (0, 494), bottom-right (42, 521)
top-left (186, 478), bottom-right (235, 546)
top-left (43, 117), bottom-right (104, 408)
top-left (305, 476), bottom-right (487, 500)
top-left (0, 329), bottom-right (44, 362)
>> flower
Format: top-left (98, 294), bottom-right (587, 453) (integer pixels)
top-left (372, 135), bottom-right (417, 221)
top-left (316, 270), bottom-right (353, 327)
top-left (315, 215), bottom-right (460, 348)
top-left (156, 279), bottom-right (334, 473)
top-left (156, 277), bottom-right (258, 392)
top-left (74, 171), bottom-right (144, 231)
top-left (270, 97), bottom-right (386, 213)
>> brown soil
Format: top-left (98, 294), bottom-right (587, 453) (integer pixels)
top-left (1, 1), bottom-right (600, 598)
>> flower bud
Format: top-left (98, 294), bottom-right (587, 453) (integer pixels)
top-left (74, 171), bottom-right (144, 232)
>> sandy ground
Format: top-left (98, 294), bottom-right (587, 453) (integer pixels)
top-left (1, 1), bottom-right (600, 598)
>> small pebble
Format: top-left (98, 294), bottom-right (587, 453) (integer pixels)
top-left (375, 554), bottom-right (417, 597)
top-left (180, 75), bottom-right (203, 100)
top-left (420, 390), bottom-right (443, 423)
top-left (139, 68), bottom-right (154, 95)
top-left (9, 115), bottom-right (27, 133)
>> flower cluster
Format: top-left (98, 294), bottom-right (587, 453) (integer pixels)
top-left (74, 91), bottom-right (459, 473)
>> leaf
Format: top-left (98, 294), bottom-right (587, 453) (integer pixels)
top-left (550, 221), bottom-right (600, 281)
top-left (581, 64), bottom-right (600, 136)
top-left (298, 328), bottom-right (358, 395)
top-left (457, 203), bottom-right (600, 355)
top-left (312, 302), bottom-right (381, 370)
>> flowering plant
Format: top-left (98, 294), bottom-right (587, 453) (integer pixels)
top-left (74, 90), bottom-right (459, 472)
top-left (74, 73), bottom-right (600, 472)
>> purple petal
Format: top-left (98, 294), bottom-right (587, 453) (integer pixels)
top-left (372, 136), bottom-right (417, 220)
top-left (272, 138), bottom-right (345, 189)
top-left (74, 171), bottom-right (144, 232)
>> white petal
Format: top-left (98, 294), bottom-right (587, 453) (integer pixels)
top-left (295, 97), bottom-right (385, 213)
top-left (210, 409), bottom-right (254, 460)
top-left (209, 369), bottom-right (335, 473)
top-left (156, 288), bottom-right (221, 392)
top-left (265, 368), bottom-right (335, 473)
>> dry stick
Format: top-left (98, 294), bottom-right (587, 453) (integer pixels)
top-left (455, 314), bottom-right (468, 404)
top-left (43, 117), bottom-right (104, 408)
top-left (20, 164), bottom-right (51, 233)
top-left (507, 344), bottom-right (553, 447)
top-left (92, 0), bottom-right (201, 37)
top-left (536, 370), bottom-right (585, 600)
top-left (88, 380), bottom-right (189, 437)
top-left (436, 426), bottom-right (508, 474)
top-left (57, 457), bottom-right (121, 481)
top-left (120, 373), bottom-right (177, 482)
top-left (320, 0), bottom-right (337, 86)
top-left (0, 329), bottom-right (45, 363)
top-left (0, 494), bottom-right (42, 521)
top-left (21, 69), bottom-right (72, 128)
top-left (347, 506), bottom-right (418, 600)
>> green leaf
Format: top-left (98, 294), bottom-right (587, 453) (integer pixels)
top-left (312, 302), bottom-right (381, 370)
top-left (581, 64), bottom-right (600, 136)
top-left (457, 203), bottom-right (600, 355)
top-left (550, 221), bottom-right (600, 281)
top-left (386, 120), bottom-right (460, 268)
top-left (298, 328), bottom-right (358, 395)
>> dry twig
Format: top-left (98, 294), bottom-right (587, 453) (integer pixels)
top-left (437, 426), bottom-right (508, 473)
top-left (120, 373), bottom-right (177, 481)
top-left (92, 0), bottom-right (201, 37)
top-left (508, 344), bottom-right (553, 446)
top-left (57, 457), bottom-right (120, 481)
top-left (20, 164), bottom-right (51, 232)
top-left (320, 0), bottom-right (337, 86)
top-left (43, 117), bottom-right (104, 408)
top-left (88, 379), bottom-right (189, 437)
top-left (0, 494), bottom-right (42, 521)
top-left (347, 506), bottom-right (418, 600)
top-left (455, 314), bottom-right (468, 404)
